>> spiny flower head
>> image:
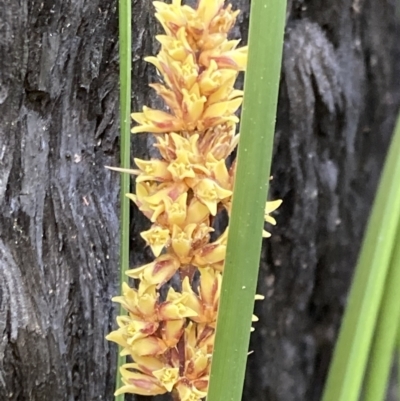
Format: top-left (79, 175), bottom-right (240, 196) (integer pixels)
top-left (132, 0), bottom-right (246, 135)
top-left (107, 0), bottom-right (281, 399)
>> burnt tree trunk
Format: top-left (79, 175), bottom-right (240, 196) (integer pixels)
top-left (0, 1), bottom-right (399, 401)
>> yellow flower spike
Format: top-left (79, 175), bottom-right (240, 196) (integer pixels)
top-left (200, 45), bottom-right (248, 71)
top-left (171, 223), bottom-right (197, 263)
top-left (198, 60), bottom-right (220, 94)
top-left (137, 182), bottom-right (187, 223)
top-left (212, 46), bottom-right (249, 70)
top-left (161, 319), bottom-right (185, 347)
top-left (164, 192), bottom-right (187, 226)
top-left (175, 382), bottom-right (208, 401)
top-left (116, 364), bottom-right (167, 396)
top-left (209, 4), bottom-right (240, 34)
top-left (126, 254), bottom-right (181, 288)
top-left (143, 56), bottom-right (164, 76)
top-left (131, 335), bottom-right (168, 357)
top-left (193, 178), bottom-right (232, 216)
top-left (200, 98), bottom-right (242, 130)
top-left (131, 106), bottom-right (184, 134)
top-left (105, 329), bottom-right (129, 349)
top-left (192, 223), bottom-right (214, 246)
top-left (205, 156), bottom-right (230, 189)
top-left (156, 28), bottom-right (192, 62)
top-left (134, 158), bottom-right (172, 182)
top-left (196, 0), bottom-right (224, 27)
top-left (193, 242), bottom-right (226, 271)
top-left (106, 0), bottom-right (275, 398)
top-left (145, 182), bottom-right (188, 207)
top-left (196, 325), bottom-right (215, 351)
top-left (191, 352), bottom-right (210, 378)
top-left (170, 54), bottom-right (198, 90)
top-left (185, 198), bottom-right (210, 225)
top-left (130, 355), bottom-right (165, 375)
top-left (136, 284), bottom-right (159, 316)
top-left (140, 225), bottom-right (171, 257)
top-left (199, 122), bottom-right (238, 160)
top-left (126, 182), bottom-right (158, 220)
top-left (152, 367), bottom-right (180, 392)
top-left (160, 287), bottom-right (198, 319)
top-left (229, 88), bottom-right (244, 100)
top-left (206, 75), bottom-right (238, 106)
top-left (169, 131), bottom-right (189, 151)
top-left (182, 277), bottom-right (203, 316)
top-left (124, 319), bottom-right (159, 344)
top-left (156, 35), bottom-right (186, 61)
top-left (182, 271), bottom-right (220, 325)
top-left (199, 61), bottom-right (237, 96)
top-left (166, 132), bottom-right (201, 163)
top-left (220, 38), bottom-right (242, 52)
top-left (184, 321), bottom-right (197, 347)
top-left (201, 32), bottom-right (227, 51)
top-left (199, 267), bottom-right (221, 309)
top-left (111, 282), bottom-right (138, 311)
top-left (149, 84), bottom-right (181, 116)
top-left (185, 355), bottom-right (210, 393)
top-left (154, 134), bottom-right (173, 161)
top-left (181, 84), bottom-right (207, 130)
top-left (153, 0), bottom-right (187, 36)
top-left (168, 150), bottom-right (196, 181)
top-left (185, 12), bottom-right (205, 43)
top-left (114, 380), bottom-right (165, 397)
top-left (126, 191), bottom-right (165, 222)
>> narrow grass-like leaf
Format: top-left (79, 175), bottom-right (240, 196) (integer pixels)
top-left (363, 217), bottom-right (400, 401)
top-left (322, 115), bottom-right (400, 401)
top-left (398, 321), bottom-right (400, 400)
top-left (206, 1), bottom-right (286, 401)
top-left (115, 0), bottom-right (131, 399)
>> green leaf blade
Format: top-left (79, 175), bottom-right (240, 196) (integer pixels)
top-left (363, 218), bottom-right (400, 401)
top-left (207, 1), bottom-right (287, 401)
top-left (322, 114), bottom-right (400, 401)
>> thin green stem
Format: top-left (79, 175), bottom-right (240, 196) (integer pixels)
top-left (363, 218), bottom-right (400, 401)
top-left (115, 0), bottom-right (131, 400)
top-left (398, 321), bottom-right (400, 400)
top-left (206, 1), bottom-right (287, 401)
top-left (322, 114), bottom-right (400, 401)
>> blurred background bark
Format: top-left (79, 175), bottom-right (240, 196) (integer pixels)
top-left (0, 0), bottom-right (399, 400)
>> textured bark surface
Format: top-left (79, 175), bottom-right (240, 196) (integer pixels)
top-left (0, 1), bottom-right (399, 401)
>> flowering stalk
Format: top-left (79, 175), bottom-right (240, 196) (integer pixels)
top-left (107, 1), bottom-right (281, 400)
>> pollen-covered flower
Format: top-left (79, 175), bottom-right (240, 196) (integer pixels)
top-left (107, 0), bottom-right (282, 399)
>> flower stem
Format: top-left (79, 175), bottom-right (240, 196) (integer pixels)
top-left (115, 0), bottom-right (131, 400)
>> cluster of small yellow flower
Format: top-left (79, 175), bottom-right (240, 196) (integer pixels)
top-left (106, 1), bottom-right (281, 400)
